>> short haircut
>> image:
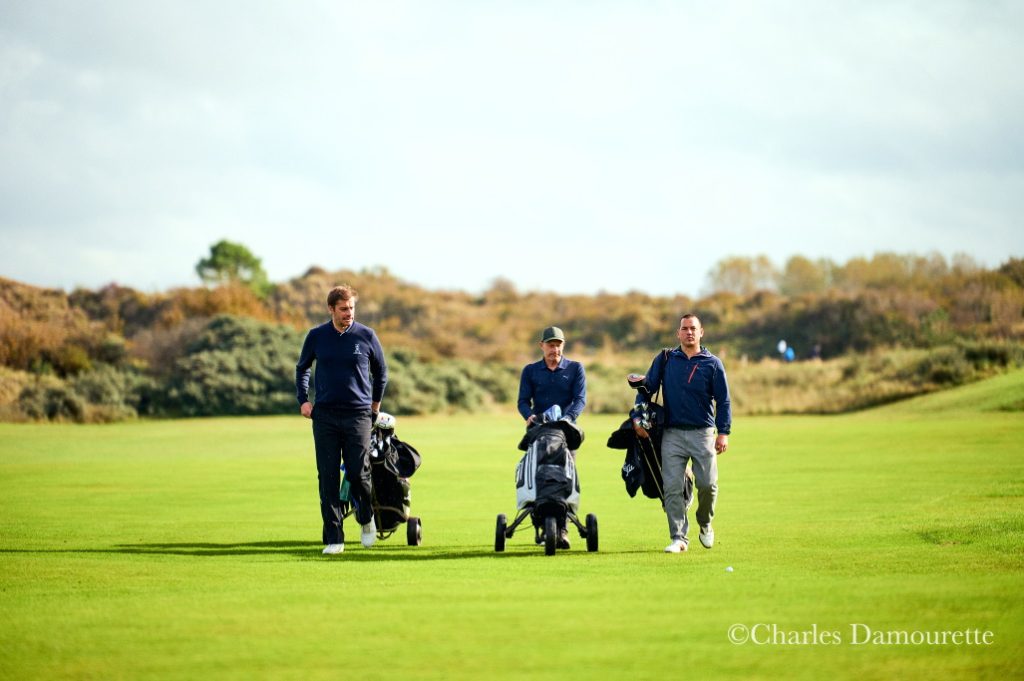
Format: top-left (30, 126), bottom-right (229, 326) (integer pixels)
top-left (680, 313), bottom-right (702, 327)
top-left (327, 285), bottom-right (358, 308)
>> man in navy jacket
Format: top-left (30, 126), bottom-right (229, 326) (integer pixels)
top-left (296, 285), bottom-right (388, 555)
top-left (634, 314), bottom-right (731, 554)
top-left (517, 325), bottom-right (587, 548)
top-left (517, 325), bottom-right (587, 425)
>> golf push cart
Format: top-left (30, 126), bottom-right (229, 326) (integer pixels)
top-left (341, 412), bottom-right (423, 546)
top-left (494, 406), bottom-right (598, 556)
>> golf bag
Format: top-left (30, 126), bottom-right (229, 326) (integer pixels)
top-left (367, 426), bottom-right (421, 532)
top-left (515, 419), bottom-right (583, 515)
top-left (341, 414), bottom-right (422, 539)
top-left (609, 362), bottom-right (693, 506)
top-left (608, 402), bottom-right (669, 501)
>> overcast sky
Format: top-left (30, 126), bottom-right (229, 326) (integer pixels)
top-left (2, 1), bottom-right (1022, 298)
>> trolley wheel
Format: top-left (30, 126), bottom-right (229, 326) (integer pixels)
top-left (406, 517), bottom-right (422, 546)
top-left (495, 514), bottom-right (507, 552)
top-left (586, 513), bottom-right (599, 552)
top-left (544, 515), bottom-right (558, 556)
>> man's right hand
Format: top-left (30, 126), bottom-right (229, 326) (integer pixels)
top-left (300, 402), bottom-right (313, 419)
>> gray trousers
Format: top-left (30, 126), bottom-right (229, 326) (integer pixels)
top-left (662, 427), bottom-right (718, 544)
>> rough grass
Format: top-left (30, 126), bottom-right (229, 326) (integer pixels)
top-left (725, 344), bottom-right (1024, 415)
top-left (2, 372), bottom-right (1023, 680)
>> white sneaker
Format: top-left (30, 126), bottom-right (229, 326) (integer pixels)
top-left (322, 543), bottom-right (344, 555)
top-left (664, 539), bottom-right (688, 553)
top-left (361, 518), bottom-right (377, 548)
top-left (699, 525), bottom-right (714, 549)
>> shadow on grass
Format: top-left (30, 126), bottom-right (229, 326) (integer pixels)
top-left (24, 540), bottom-right (625, 560)
top-left (0, 540), bottom-right (634, 560)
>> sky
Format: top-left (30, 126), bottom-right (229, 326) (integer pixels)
top-left (1, 1), bottom-right (1022, 298)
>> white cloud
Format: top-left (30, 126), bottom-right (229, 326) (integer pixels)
top-left (1, 0), bottom-right (1022, 296)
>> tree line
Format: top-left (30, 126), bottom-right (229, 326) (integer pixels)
top-left (1, 244), bottom-right (1022, 422)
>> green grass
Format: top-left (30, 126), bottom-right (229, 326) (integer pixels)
top-left (2, 373), bottom-right (1023, 680)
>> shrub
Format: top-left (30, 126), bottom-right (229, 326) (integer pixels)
top-left (960, 339), bottom-right (1024, 369)
top-left (19, 381), bottom-right (86, 422)
top-left (154, 315), bottom-right (303, 416)
top-left (71, 364), bottom-right (150, 413)
top-left (580, 363), bottom-right (634, 415)
top-left (381, 351), bottom-right (518, 415)
top-left (911, 347), bottom-right (975, 386)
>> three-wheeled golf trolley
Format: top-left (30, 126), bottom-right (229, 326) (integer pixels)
top-left (494, 408), bottom-right (598, 555)
top-left (341, 413), bottom-right (423, 545)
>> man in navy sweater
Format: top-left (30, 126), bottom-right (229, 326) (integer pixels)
top-left (296, 285), bottom-right (388, 555)
top-left (634, 314), bottom-right (731, 554)
top-left (517, 326), bottom-right (587, 426)
top-left (517, 325), bottom-right (587, 548)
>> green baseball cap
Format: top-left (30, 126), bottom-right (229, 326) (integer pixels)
top-left (541, 326), bottom-right (565, 342)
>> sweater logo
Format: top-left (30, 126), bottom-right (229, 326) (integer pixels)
top-left (353, 343), bottom-right (362, 355)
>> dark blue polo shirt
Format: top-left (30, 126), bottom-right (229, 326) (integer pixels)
top-left (517, 357), bottom-right (587, 422)
top-left (295, 321), bottom-right (387, 410)
top-left (637, 346), bottom-right (731, 434)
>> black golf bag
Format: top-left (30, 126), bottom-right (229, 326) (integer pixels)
top-left (368, 429), bottom-right (421, 533)
top-left (341, 415), bottom-right (423, 544)
top-left (608, 401), bottom-right (669, 500)
top-left (610, 371), bottom-right (694, 507)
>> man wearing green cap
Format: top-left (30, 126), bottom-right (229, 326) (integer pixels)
top-left (517, 326), bottom-right (587, 548)
top-left (517, 326), bottom-right (587, 426)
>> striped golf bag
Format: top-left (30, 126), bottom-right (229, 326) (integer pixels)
top-left (515, 420), bottom-right (582, 515)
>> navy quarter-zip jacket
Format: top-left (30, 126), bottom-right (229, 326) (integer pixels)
top-left (637, 346), bottom-right (731, 434)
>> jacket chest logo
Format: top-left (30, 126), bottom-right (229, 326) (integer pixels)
top-left (353, 343), bottom-right (362, 355)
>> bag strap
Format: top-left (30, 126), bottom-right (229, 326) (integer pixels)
top-left (651, 348), bottom-right (671, 405)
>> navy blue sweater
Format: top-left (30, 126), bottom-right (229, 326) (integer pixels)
top-left (295, 321), bottom-right (387, 410)
top-left (517, 357), bottom-right (587, 421)
top-left (637, 346), bottom-right (731, 434)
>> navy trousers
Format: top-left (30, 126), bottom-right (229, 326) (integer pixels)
top-left (311, 406), bottom-right (374, 544)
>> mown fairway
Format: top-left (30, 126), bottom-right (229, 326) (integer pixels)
top-left (2, 372), bottom-right (1023, 680)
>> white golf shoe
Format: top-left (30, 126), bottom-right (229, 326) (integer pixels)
top-left (664, 539), bottom-right (688, 553)
top-left (322, 543), bottom-right (344, 555)
top-left (361, 518), bottom-right (377, 548)
top-left (699, 525), bottom-right (715, 549)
